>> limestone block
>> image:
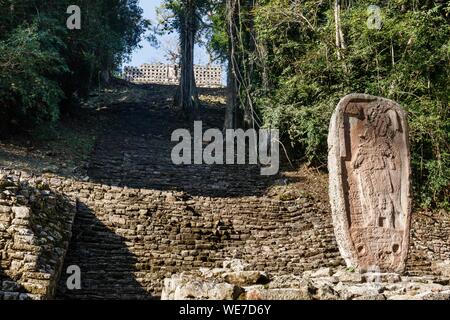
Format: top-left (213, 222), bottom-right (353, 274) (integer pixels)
top-left (12, 207), bottom-right (30, 219)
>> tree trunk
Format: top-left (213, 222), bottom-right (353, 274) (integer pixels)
top-left (224, 0), bottom-right (257, 130)
top-left (224, 0), bottom-right (243, 129)
top-left (100, 50), bottom-right (113, 84)
top-left (334, 0), bottom-right (346, 60)
top-left (224, 53), bottom-right (238, 129)
top-left (224, 0), bottom-right (237, 129)
top-left (178, 0), bottom-right (199, 117)
top-left (243, 0), bottom-right (256, 130)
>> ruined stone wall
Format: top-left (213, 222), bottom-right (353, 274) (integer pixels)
top-left (123, 64), bottom-right (223, 87)
top-left (1, 168), bottom-right (449, 299)
top-left (194, 65), bottom-right (223, 87)
top-left (0, 170), bottom-right (75, 300)
top-left (124, 64), bottom-right (178, 85)
top-left (407, 211), bottom-right (450, 275)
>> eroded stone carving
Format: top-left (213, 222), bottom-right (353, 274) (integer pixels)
top-left (328, 94), bottom-right (412, 273)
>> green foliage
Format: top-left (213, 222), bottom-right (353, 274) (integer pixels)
top-left (157, 0), bottom-right (214, 37)
top-left (0, 20), bottom-right (67, 128)
top-left (207, 4), bottom-right (228, 62)
top-left (0, 0), bottom-right (148, 133)
top-left (217, 0), bottom-right (450, 208)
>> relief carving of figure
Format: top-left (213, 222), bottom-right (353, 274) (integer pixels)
top-left (351, 105), bottom-right (402, 230)
top-left (329, 94), bottom-right (411, 272)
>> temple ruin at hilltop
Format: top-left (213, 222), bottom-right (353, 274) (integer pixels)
top-left (123, 63), bottom-right (223, 88)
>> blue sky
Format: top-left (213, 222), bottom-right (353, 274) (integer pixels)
top-left (128, 0), bottom-right (210, 66)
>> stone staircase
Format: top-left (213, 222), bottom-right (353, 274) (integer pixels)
top-left (53, 87), bottom-right (342, 299)
top-left (2, 85), bottom-right (449, 300)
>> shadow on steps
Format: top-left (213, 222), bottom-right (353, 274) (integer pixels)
top-left (56, 201), bottom-right (153, 300)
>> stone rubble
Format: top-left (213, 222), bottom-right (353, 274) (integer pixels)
top-left (162, 261), bottom-right (450, 300)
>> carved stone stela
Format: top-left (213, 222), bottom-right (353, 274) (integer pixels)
top-left (328, 94), bottom-right (412, 273)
